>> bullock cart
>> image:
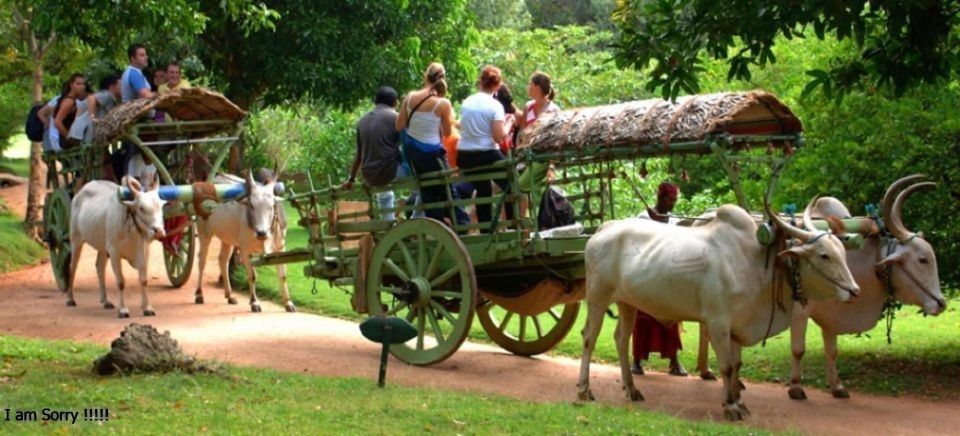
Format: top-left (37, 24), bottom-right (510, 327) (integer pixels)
top-left (42, 88), bottom-right (247, 292)
top-left (266, 91), bottom-right (809, 366)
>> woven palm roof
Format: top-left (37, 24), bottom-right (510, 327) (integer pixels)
top-left (92, 87), bottom-right (247, 145)
top-left (517, 91), bottom-right (802, 151)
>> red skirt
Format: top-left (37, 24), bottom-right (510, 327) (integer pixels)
top-left (632, 310), bottom-right (682, 361)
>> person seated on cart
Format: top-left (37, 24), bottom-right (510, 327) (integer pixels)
top-left (121, 44), bottom-right (155, 103)
top-left (342, 86), bottom-right (407, 221)
top-left (515, 71), bottom-right (560, 217)
top-left (632, 181), bottom-right (688, 376)
top-left (67, 73), bottom-right (121, 146)
top-left (396, 62), bottom-right (469, 227)
top-left (158, 61), bottom-right (191, 93)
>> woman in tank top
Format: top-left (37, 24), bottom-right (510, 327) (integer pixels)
top-left (396, 63), bottom-right (468, 227)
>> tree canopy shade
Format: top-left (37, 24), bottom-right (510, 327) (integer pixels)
top-left (612, 0), bottom-right (960, 100)
top-left (197, 0), bottom-right (477, 109)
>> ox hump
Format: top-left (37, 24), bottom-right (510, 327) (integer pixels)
top-left (713, 205), bottom-right (756, 232)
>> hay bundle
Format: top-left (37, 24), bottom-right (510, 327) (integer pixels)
top-left (517, 91), bottom-right (802, 152)
top-left (92, 87), bottom-right (247, 145)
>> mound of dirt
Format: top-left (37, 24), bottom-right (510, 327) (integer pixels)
top-left (93, 323), bottom-right (216, 375)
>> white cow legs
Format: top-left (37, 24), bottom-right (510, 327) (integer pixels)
top-left (788, 308), bottom-right (809, 400)
top-left (708, 321), bottom-right (749, 420)
top-left (95, 251), bottom-right (114, 309)
top-left (577, 302), bottom-right (607, 401)
top-left (239, 248), bottom-right (261, 313)
top-left (194, 230), bottom-right (213, 304)
top-left (823, 329), bottom-right (849, 398)
top-left (108, 250), bottom-right (129, 318)
top-left (696, 323), bottom-right (716, 380)
top-left (218, 243), bottom-right (238, 304)
top-left (138, 244), bottom-right (154, 316)
top-left (614, 302), bottom-right (643, 401)
top-left (65, 240), bottom-right (83, 307)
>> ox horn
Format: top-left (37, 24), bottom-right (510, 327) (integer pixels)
top-left (802, 195), bottom-right (821, 233)
top-left (764, 196), bottom-right (814, 242)
top-left (881, 174), bottom-right (925, 226)
top-left (888, 181), bottom-right (937, 242)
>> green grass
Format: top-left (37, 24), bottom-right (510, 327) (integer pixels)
top-left (0, 335), bottom-right (764, 435)
top-left (0, 157), bottom-right (29, 178)
top-left (0, 199), bottom-right (45, 273)
top-left (240, 204), bottom-right (960, 400)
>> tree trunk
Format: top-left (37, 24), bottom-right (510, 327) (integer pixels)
top-left (23, 28), bottom-right (53, 241)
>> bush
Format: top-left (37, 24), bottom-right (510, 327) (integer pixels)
top-left (0, 81), bottom-right (32, 158)
top-left (244, 102), bottom-right (365, 186)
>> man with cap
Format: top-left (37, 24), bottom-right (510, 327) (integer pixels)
top-left (632, 181), bottom-right (687, 376)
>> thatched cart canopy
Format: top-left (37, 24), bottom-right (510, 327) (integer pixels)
top-left (517, 91), bottom-right (802, 152)
top-left (92, 87), bottom-right (247, 145)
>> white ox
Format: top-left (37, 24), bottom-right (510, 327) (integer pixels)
top-left (67, 175), bottom-right (166, 318)
top-left (195, 170), bottom-right (294, 313)
top-left (785, 175), bottom-right (946, 399)
top-left (691, 176), bottom-right (947, 398)
top-left (577, 200), bottom-right (860, 420)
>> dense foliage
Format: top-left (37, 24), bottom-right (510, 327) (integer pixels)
top-left (613, 0), bottom-right (960, 100)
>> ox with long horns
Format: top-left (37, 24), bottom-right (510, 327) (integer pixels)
top-left (578, 194), bottom-right (859, 420)
top-left (783, 174), bottom-right (946, 399)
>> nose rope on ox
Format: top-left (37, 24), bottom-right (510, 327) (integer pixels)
top-left (125, 207), bottom-right (148, 238)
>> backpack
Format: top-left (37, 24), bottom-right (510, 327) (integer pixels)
top-left (538, 186), bottom-right (575, 230)
top-left (25, 103), bottom-right (45, 142)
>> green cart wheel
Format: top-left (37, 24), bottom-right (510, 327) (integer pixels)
top-left (163, 221), bottom-right (195, 288)
top-left (366, 218), bottom-right (477, 366)
top-left (43, 189), bottom-right (72, 293)
top-left (477, 299), bottom-right (580, 356)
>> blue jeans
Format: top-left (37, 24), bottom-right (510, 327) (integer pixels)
top-left (457, 149), bottom-right (514, 232)
top-left (404, 144), bottom-right (469, 226)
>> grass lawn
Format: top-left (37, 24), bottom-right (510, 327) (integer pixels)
top-left (236, 203), bottom-right (960, 400)
top-left (0, 199), bottom-right (45, 274)
top-left (0, 335), bottom-right (763, 435)
top-left (0, 158), bottom-right (29, 178)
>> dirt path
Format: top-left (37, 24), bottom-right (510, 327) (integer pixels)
top-left (1, 187), bottom-right (957, 435)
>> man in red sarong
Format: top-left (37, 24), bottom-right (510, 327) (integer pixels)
top-left (632, 182), bottom-right (688, 376)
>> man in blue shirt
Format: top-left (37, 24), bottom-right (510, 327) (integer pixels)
top-left (121, 43), bottom-right (155, 103)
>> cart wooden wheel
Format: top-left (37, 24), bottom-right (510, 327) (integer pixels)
top-left (163, 222), bottom-right (195, 288)
top-left (43, 189), bottom-right (72, 293)
top-left (477, 299), bottom-right (580, 356)
top-left (366, 218), bottom-right (477, 366)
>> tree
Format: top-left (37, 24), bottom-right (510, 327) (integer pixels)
top-left (469, 0), bottom-right (531, 29)
top-left (3, 0), bottom-right (270, 239)
top-left (196, 0), bottom-right (476, 109)
top-left (612, 0), bottom-right (960, 100)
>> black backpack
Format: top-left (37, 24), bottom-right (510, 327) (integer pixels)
top-left (25, 103), bottom-right (45, 142)
top-left (538, 186), bottom-right (575, 230)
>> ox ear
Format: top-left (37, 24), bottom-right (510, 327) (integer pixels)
top-left (777, 245), bottom-right (807, 260)
top-left (876, 250), bottom-right (905, 267)
top-left (125, 176), bottom-right (143, 197)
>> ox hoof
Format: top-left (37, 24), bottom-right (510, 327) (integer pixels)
top-left (250, 304), bottom-right (262, 313)
top-left (723, 404), bottom-right (748, 421)
top-left (66, 300), bottom-right (76, 307)
top-left (118, 310), bottom-right (130, 319)
top-left (737, 401), bottom-right (751, 416)
top-left (831, 388), bottom-right (850, 399)
top-left (227, 297), bottom-right (238, 305)
top-left (195, 295), bottom-right (204, 304)
top-left (627, 388), bottom-right (644, 402)
top-left (143, 309), bottom-right (156, 317)
top-left (700, 370), bottom-right (717, 381)
top-left (102, 301), bottom-right (115, 310)
top-left (577, 389), bottom-right (596, 402)
top-left (788, 386), bottom-right (807, 400)
top-left (285, 303), bottom-right (296, 313)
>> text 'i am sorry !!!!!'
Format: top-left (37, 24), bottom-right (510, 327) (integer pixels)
top-left (5, 408), bottom-right (110, 424)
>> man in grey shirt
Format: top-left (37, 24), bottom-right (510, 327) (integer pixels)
top-left (342, 87), bottom-right (406, 220)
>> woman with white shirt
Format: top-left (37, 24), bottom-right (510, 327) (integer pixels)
top-left (457, 65), bottom-right (516, 233)
top-left (396, 62), bottom-right (468, 226)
